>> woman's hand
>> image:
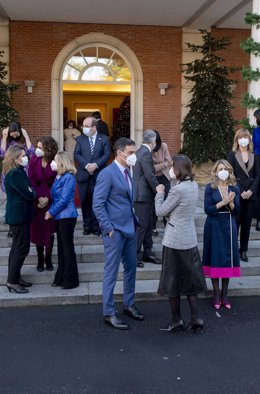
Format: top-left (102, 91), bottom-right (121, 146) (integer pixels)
top-left (156, 184), bottom-right (165, 193)
top-left (2, 127), bottom-right (8, 138)
top-left (223, 191), bottom-right (235, 205)
top-left (45, 211), bottom-right (52, 220)
top-left (38, 197), bottom-right (49, 208)
top-left (21, 128), bottom-right (29, 138)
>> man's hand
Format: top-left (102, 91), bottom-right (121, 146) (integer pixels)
top-left (85, 163), bottom-right (98, 174)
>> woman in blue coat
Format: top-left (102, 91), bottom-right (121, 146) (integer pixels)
top-left (45, 151), bottom-right (79, 289)
top-left (202, 160), bottom-right (240, 310)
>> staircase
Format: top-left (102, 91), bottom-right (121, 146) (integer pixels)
top-left (0, 187), bottom-right (260, 307)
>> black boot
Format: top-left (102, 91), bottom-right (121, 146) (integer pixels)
top-left (36, 245), bottom-right (44, 272)
top-left (45, 235), bottom-right (54, 271)
top-left (256, 219), bottom-right (260, 232)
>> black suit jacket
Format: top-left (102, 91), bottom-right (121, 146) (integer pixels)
top-left (96, 119), bottom-right (109, 136)
top-left (133, 145), bottom-right (159, 202)
top-left (74, 133), bottom-right (110, 183)
top-left (227, 150), bottom-right (260, 200)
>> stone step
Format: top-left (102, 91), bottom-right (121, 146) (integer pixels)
top-left (0, 275), bottom-right (260, 308)
top-left (0, 239), bottom-right (260, 265)
top-left (0, 259), bottom-right (259, 286)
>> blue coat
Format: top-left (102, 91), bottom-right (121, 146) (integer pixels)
top-left (202, 184), bottom-right (240, 273)
top-left (74, 133), bottom-right (110, 183)
top-left (49, 172), bottom-right (78, 220)
top-left (93, 162), bottom-right (138, 237)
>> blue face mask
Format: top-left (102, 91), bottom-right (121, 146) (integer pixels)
top-left (83, 127), bottom-right (91, 136)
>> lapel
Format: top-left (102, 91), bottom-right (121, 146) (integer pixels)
top-left (235, 151), bottom-right (254, 177)
top-left (112, 162), bottom-right (133, 202)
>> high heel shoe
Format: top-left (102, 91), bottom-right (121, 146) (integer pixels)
top-left (159, 319), bottom-right (184, 332)
top-left (212, 300), bottom-right (221, 310)
top-left (187, 318), bottom-right (204, 332)
top-left (221, 298), bottom-right (232, 309)
top-left (6, 283), bottom-right (29, 294)
top-left (18, 278), bottom-right (32, 287)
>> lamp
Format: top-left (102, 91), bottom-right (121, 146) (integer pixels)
top-left (158, 83), bottom-right (169, 95)
top-left (24, 80), bottom-right (35, 94)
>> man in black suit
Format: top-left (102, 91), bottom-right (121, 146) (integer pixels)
top-left (133, 130), bottom-right (160, 267)
top-left (74, 117), bottom-right (110, 235)
top-left (92, 111), bottom-right (109, 137)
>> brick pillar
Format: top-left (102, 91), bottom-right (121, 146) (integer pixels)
top-left (248, 0), bottom-right (260, 123)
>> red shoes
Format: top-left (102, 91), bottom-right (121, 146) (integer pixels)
top-left (221, 298), bottom-right (232, 309)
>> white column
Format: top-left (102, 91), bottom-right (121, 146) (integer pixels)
top-left (0, 18), bottom-right (9, 82)
top-left (248, 0), bottom-right (260, 123)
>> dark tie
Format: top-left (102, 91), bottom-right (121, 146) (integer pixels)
top-left (124, 168), bottom-right (131, 189)
top-left (89, 137), bottom-right (94, 155)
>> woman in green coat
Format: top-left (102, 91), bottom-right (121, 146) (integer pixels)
top-left (3, 145), bottom-right (36, 293)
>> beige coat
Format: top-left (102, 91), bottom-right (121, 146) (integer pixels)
top-left (152, 142), bottom-right (171, 179)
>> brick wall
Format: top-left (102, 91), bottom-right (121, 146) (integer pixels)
top-left (212, 28), bottom-right (250, 129)
top-left (9, 22), bottom-right (250, 154)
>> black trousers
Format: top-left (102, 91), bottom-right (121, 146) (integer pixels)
top-left (77, 178), bottom-right (99, 230)
top-left (8, 222), bottom-right (30, 284)
top-left (153, 175), bottom-right (171, 228)
top-left (237, 198), bottom-right (255, 252)
top-left (54, 218), bottom-right (79, 288)
top-left (134, 201), bottom-right (154, 260)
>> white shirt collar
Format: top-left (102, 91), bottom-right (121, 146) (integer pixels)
top-left (142, 143), bottom-right (151, 152)
top-left (114, 159), bottom-right (127, 174)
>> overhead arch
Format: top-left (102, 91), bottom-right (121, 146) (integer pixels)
top-left (51, 32), bottom-right (143, 149)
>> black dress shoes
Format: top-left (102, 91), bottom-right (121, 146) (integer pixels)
top-left (256, 219), bottom-right (260, 231)
top-left (240, 251), bottom-right (248, 262)
top-left (152, 229), bottom-right (159, 236)
top-left (123, 304), bottom-right (145, 321)
top-left (104, 315), bottom-right (129, 330)
top-left (137, 261), bottom-right (144, 268)
top-left (143, 255), bottom-right (161, 264)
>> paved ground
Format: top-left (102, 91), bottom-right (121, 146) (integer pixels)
top-left (1, 297), bottom-right (260, 394)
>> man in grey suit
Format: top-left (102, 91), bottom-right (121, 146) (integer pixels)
top-left (133, 130), bottom-right (161, 267)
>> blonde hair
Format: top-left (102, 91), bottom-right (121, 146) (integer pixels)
top-left (232, 128), bottom-right (253, 152)
top-left (55, 151), bottom-right (77, 175)
top-left (210, 159), bottom-right (237, 189)
top-left (2, 145), bottom-right (24, 175)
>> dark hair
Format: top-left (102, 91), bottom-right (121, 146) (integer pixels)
top-left (113, 137), bottom-right (135, 156)
top-left (7, 121), bottom-right (25, 144)
top-left (172, 154), bottom-right (194, 181)
top-left (66, 120), bottom-right (76, 128)
top-left (254, 109), bottom-right (260, 126)
top-left (92, 111), bottom-right (101, 119)
top-left (38, 136), bottom-right (58, 161)
top-left (153, 130), bottom-right (162, 152)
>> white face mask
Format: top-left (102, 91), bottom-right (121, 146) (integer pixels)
top-left (253, 119), bottom-right (258, 127)
top-left (68, 125), bottom-right (73, 129)
top-left (217, 169), bottom-right (229, 181)
top-left (125, 153), bottom-right (137, 167)
top-left (50, 160), bottom-right (58, 172)
top-left (169, 167), bottom-right (176, 179)
top-left (20, 156), bottom-right (28, 167)
top-left (238, 137), bottom-right (249, 148)
top-left (35, 148), bottom-right (44, 158)
top-left (83, 127), bottom-right (91, 136)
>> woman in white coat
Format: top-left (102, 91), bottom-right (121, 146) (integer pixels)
top-left (155, 154), bottom-right (206, 332)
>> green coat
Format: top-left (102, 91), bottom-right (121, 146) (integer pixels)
top-left (4, 166), bottom-right (36, 225)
